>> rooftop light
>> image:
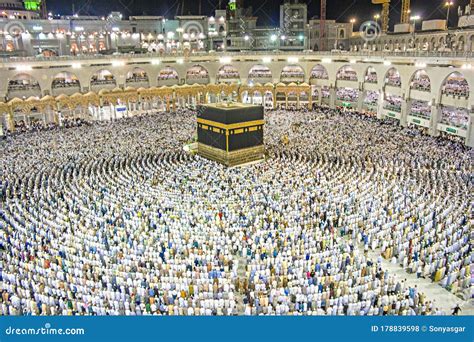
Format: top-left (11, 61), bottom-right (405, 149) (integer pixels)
top-left (219, 57), bottom-right (232, 64)
top-left (16, 65), bottom-right (32, 71)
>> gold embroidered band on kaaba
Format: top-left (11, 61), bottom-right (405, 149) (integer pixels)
top-left (197, 118), bottom-right (265, 130)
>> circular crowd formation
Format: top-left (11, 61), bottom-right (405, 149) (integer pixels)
top-left (0, 107), bottom-right (472, 316)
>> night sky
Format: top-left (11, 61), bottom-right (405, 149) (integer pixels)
top-left (46, 0), bottom-right (470, 28)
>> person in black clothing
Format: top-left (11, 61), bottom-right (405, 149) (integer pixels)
top-left (452, 304), bottom-right (462, 316)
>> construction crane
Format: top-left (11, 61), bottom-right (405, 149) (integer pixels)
top-left (400, 0), bottom-right (411, 24)
top-left (320, 0), bottom-right (326, 51)
top-left (372, 0), bottom-right (390, 33)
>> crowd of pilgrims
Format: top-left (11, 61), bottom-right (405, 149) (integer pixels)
top-left (126, 71), bottom-right (149, 83)
top-left (310, 68), bottom-right (329, 80)
top-left (7, 79), bottom-right (41, 91)
top-left (384, 95), bottom-right (403, 112)
top-left (51, 78), bottom-right (81, 89)
top-left (157, 69), bottom-right (179, 81)
top-left (12, 118), bottom-right (88, 134)
top-left (218, 67), bottom-right (240, 80)
top-left (386, 72), bottom-right (402, 87)
top-left (249, 68), bottom-right (273, 80)
top-left (336, 68), bottom-right (358, 82)
top-left (410, 100), bottom-right (431, 119)
top-left (91, 74), bottom-right (116, 86)
top-left (280, 67), bottom-right (305, 81)
top-left (363, 91), bottom-right (379, 107)
top-left (441, 78), bottom-right (470, 98)
top-left (336, 88), bottom-right (359, 102)
top-left (410, 75), bottom-right (431, 92)
top-left (440, 106), bottom-right (470, 129)
top-left (365, 72), bottom-right (378, 83)
top-left (186, 67), bottom-right (209, 81)
top-left (0, 106), bottom-right (471, 316)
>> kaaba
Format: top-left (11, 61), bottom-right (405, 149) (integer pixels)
top-left (196, 103), bottom-right (265, 166)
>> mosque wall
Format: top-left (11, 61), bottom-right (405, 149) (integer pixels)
top-left (0, 52), bottom-right (472, 146)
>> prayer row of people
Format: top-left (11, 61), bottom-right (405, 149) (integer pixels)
top-left (0, 107), bottom-right (471, 316)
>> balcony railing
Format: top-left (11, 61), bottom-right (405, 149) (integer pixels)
top-left (8, 84), bottom-right (41, 91)
top-left (91, 79), bottom-right (116, 86)
top-left (409, 111), bottom-right (431, 120)
top-left (383, 104), bottom-right (402, 113)
top-left (440, 119), bottom-right (468, 130)
top-left (126, 77), bottom-right (149, 83)
top-left (2, 50), bottom-right (473, 64)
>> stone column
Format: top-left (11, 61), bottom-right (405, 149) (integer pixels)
top-left (329, 87), bottom-right (336, 109)
top-left (21, 34), bottom-right (34, 56)
top-left (357, 90), bottom-right (365, 112)
top-left (112, 104), bottom-right (117, 121)
top-left (6, 109), bottom-right (15, 132)
top-left (465, 112), bottom-right (474, 148)
top-left (429, 104), bottom-right (441, 137)
top-left (54, 103), bottom-right (61, 124)
top-left (400, 98), bottom-right (410, 127)
top-left (376, 90), bottom-right (384, 120)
